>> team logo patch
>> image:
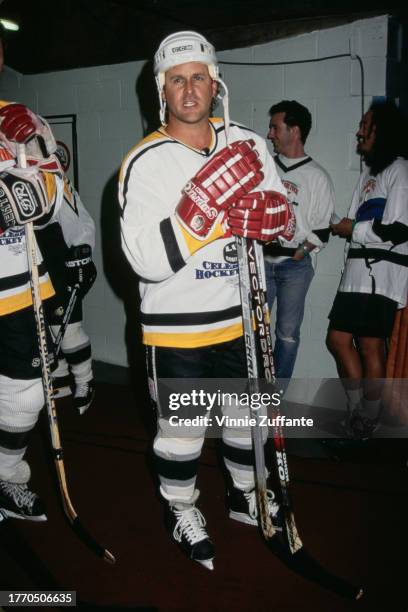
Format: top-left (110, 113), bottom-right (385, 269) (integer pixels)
top-left (282, 180), bottom-right (299, 197)
top-left (191, 214), bottom-right (205, 232)
top-left (55, 141), bottom-right (71, 172)
top-left (11, 181), bottom-right (37, 217)
top-left (223, 241), bottom-right (237, 264)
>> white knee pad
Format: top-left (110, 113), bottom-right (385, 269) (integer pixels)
top-left (0, 376), bottom-right (44, 430)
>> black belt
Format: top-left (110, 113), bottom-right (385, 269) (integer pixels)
top-left (347, 247), bottom-right (408, 267)
top-left (264, 244), bottom-right (297, 256)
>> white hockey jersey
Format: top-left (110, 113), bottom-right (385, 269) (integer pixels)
top-left (267, 154), bottom-right (335, 266)
top-left (119, 118), bottom-right (285, 348)
top-left (42, 177), bottom-right (96, 250)
top-left (339, 158), bottom-right (408, 308)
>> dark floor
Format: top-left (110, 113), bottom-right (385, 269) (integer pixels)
top-left (0, 381), bottom-right (407, 612)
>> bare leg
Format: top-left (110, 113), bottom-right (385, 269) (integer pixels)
top-left (356, 336), bottom-right (386, 416)
top-left (326, 329), bottom-right (362, 380)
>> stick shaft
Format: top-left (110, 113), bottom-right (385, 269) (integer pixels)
top-left (18, 144), bottom-right (114, 563)
top-left (236, 235), bottom-right (275, 537)
top-left (54, 286), bottom-right (79, 355)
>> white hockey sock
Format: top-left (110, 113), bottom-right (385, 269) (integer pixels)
top-left (70, 357), bottom-right (93, 386)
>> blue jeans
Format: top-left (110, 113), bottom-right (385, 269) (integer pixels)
top-left (264, 255), bottom-right (314, 379)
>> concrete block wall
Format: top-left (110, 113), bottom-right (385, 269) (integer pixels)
top-left (218, 15), bottom-right (389, 402)
top-left (0, 15), bottom-right (390, 396)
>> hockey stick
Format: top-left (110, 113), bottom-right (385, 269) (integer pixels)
top-left (19, 144), bottom-right (115, 564)
top-left (236, 234), bottom-right (362, 599)
top-left (53, 285), bottom-right (79, 355)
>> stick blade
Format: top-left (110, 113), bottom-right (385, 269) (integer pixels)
top-left (72, 517), bottom-right (116, 564)
top-left (265, 536), bottom-right (362, 600)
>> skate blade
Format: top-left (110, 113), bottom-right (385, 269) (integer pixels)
top-left (196, 558), bottom-right (214, 571)
top-left (3, 510), bottom-right (47, 522)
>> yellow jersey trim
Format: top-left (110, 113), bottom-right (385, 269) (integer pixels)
top-left (0, 280), bottom-right (55, 316)
top-left (143, 322), bottom-right (243, 348)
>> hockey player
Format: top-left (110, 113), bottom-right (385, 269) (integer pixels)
top-left (119, 31), bottom-right (294, 570)
top-left (328, 100), bottom-right (408, 438)
top-left (0, 97), bottom-right (64, 521)
top-left (35, 176), bottom-right (97, 415)
top-left (265, 100), bottom-right (335, 381)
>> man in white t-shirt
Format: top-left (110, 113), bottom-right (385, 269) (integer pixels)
top-left (265, 100), bottom-right (335, 381)
top-left (328, 100), bottom-right (408, 438)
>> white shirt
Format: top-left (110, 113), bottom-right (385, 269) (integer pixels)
top-left (266, 154), bottom-right (335, 267)
top-left (339, 158), bottom-right (408, 308)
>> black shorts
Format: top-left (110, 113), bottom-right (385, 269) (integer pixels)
top-left (0, 305), bottom-right (56, 379)
top-left (328, 291), bottom-right (398, 338)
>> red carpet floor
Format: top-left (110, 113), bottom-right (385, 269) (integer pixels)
top-left (0, 382), bottom-right (407, 611)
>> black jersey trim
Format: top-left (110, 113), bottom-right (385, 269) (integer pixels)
top-left (215, 121), bottom-right (257, 137)
top-left (348, 247), bottom-right (408, 266)
top-left (0, 262), bottom-right (48, 291)
top-left (160, 217), bottom-right (186, 273)
top-left (372, 219), bottom-right (408, 246)
top-left (313, 227), bottom-right (331, 243)
top-left (274, 155), bottom-right (313, 173)
top-left (141, 304), bottom-right (242, 326)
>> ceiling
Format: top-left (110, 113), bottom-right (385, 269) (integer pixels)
top-left (0, 0), bottom-right (402, 74)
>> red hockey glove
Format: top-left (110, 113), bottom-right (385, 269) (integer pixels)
top-left (0, 104), bottom-right (38, 144)
top-left (228, 190), bottom-right (296, 242)
top-left (0, 104), bottom-right (57, 158)
top-left (176, 140), bottom-right (263, 240)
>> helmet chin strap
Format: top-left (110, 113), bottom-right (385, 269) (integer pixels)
top-left (215, 76), bottom-right (230, 146)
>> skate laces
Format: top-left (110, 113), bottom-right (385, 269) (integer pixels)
top-left (75, 382), bottom-right (90, 398)
top-left (0, 482), bottom-right (36, 510)
top-left (172, 505), bottom-right (208, 545)
top-left (245, 489), bottom-right (279, 519)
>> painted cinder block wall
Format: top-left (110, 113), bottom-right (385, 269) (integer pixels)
top-left (0, 15), bottom-right (396, 391)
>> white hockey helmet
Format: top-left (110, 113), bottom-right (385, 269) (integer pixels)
top-left (154, 31), bottom-right (219, 85)
top-left (153, 30), bottom-right (230, 138)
